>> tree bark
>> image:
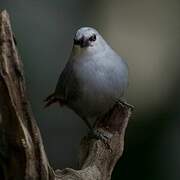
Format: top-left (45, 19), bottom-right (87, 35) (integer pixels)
top-left (0, 10), bottom-right (133, 180)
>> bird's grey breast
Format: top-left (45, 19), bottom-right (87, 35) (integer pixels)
top-left (72, 49), bottom-right (128, 117)
top-left (75, 51), bottom-right (128, 96)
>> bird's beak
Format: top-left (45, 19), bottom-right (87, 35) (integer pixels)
top-left (74, 36), bottom-right (89, 48)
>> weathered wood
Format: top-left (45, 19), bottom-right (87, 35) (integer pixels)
top-left (0, 10), bottom-right (132, 180)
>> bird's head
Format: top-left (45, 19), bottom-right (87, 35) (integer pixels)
top-left (72, 27), bottom-right (107, 53)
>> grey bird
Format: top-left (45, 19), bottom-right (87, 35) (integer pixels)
top-left (45, 27), bottom-right (129, 137)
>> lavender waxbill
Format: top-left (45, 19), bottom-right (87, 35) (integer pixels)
top-left (45, 27), bottom-right (129, 139)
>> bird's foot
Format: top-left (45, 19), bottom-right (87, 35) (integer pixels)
top-left (117, 99), bottom-right (134, 110)
top-left (88, 129), bottom-right (113, 150)
top-left (88, 128), bottom-right (112, 141)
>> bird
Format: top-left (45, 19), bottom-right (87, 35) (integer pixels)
top-left (45, 27), bottom-right (129, 139)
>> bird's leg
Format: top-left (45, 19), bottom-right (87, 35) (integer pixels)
top-left (82, 117), bottom-right (92, 130)
top-left (82, 117), bottom-right (111, 141)
top-left (92, 115), bottom-right (101, 128)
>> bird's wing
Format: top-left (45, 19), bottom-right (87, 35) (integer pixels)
top-left (44, 61), bottom-right (73, 107)
top-left (54, 61), bottom-right (80, 103)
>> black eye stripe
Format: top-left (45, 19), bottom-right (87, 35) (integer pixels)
top-left (89, 34), bottom-right (96, 41)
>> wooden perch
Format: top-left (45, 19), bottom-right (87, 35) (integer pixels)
top-left (0, 10), bottom-right (132, 180)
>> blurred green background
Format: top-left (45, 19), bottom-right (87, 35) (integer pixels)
top-left (1, 0), bottom-right (180, 179)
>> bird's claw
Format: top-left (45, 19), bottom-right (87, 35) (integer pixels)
top-left (116, 99), bottom-right (134, 110)
top-left (88, 129), bottom-right (112, 141)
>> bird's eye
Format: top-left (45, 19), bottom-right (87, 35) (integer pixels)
top-left (89, 34), bottom-right (96, 42)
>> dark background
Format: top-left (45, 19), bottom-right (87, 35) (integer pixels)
top-left (1, 0), bottom-right (180, 179)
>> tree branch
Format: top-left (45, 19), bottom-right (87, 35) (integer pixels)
top-left (0, 10), bottom-right (132, 180)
